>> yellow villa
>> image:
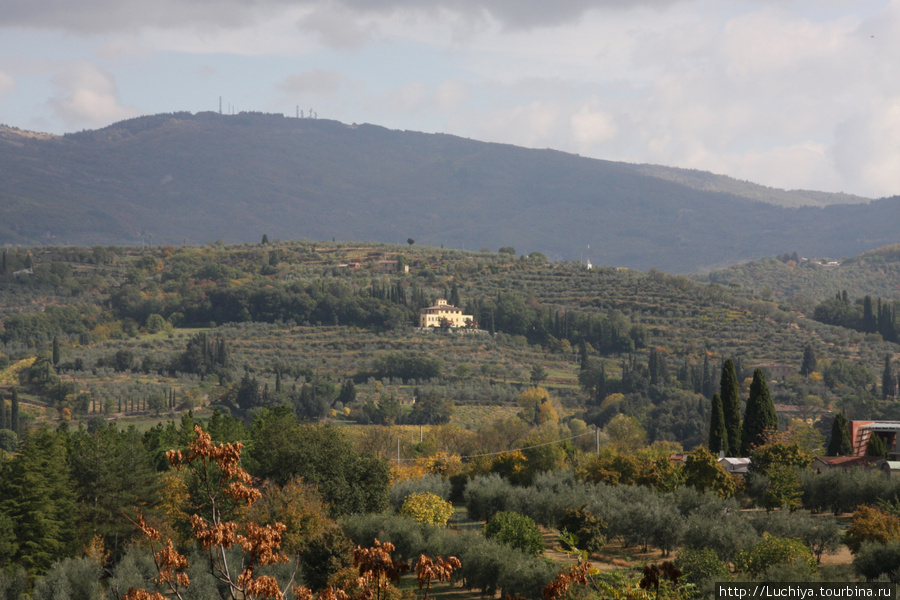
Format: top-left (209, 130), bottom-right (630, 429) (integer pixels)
top-left (418, 299), bottom-right (474, 328)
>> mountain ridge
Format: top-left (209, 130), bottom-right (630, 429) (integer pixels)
top-left (1, 111), bottom-right (897, 272)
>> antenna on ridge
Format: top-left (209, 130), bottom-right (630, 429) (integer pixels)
top-left (219, 96), bottom-right (222, 115)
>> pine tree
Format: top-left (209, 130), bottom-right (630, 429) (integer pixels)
top-left (740, 369), bottom-right (778, 456)
top-left (800, 344), bottom-right (817, 377)
top-left (0, 395), bottom-right (7, 430)
top-left (708, 393), bottom-right (728, 455)
top-left (827, 413), bottom-right (852, 456)
top-left (0, 427), bottom-right (78, 572)
top-left (720, 359), bottom-right (742, 456)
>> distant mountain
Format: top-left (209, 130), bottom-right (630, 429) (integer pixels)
top-left (1, 111), bottom-right (898, 272)
top-left (632, 164), bottom-right (871, 208)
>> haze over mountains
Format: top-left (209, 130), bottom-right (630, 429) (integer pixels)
top-left (1, 111), bottom-right (897, 273)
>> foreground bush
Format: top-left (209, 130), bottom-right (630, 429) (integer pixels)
top-left (399, 492), bottom-right (454, 527)
top-left (483, 511), bottom-right (544, 556)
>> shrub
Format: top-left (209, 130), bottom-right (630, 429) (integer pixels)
top-left (853, 540), bottom-right (900, 582)
top-left (735, 533), bottom-right (817, 579)
top-left (483, 511), bottom-right (544, 556)
top-left (675, 547), bottom-right (730, 593)
top-left (845, 505), bottom-right (900, 554)
top-left (399, 492), bottom-right (454, 527)
top-left (558, 505), bottom-right (606, 553)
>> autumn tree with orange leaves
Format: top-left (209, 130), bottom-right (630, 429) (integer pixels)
top-left (126, 425), bottom-right (292, 600)
top-left (127, 426), bottom-right (460, 600)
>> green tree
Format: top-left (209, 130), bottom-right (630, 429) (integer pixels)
top-left (708, 393), bottom-right (728, 455)
top-left (338, 379), bottom-right (356, 406)
top-left (0, 427), bottom-right (78, 573)
top-left (529, 364), bottom-right (548, 386)
top-left (741, 369), bottom-right (777, 456)
top-left (52, 335), bottom-right (60, 366)
top-left (558, 505), bottom-right (606, 554)
top-left (720, 359), bottom-right (741, 456)
top-left (827, 413), bottom-right (852, 456)
top-left (683, 447), bottom-right (736, 498)
top-left (867, 434), bottom-right (889, 458)
top-left (67, 424), bottom-right (160, 560)
top-left (883, 355), bottom-right (897, 400)
top-left (483, 511), bottom-right (544, 556)
top-left (249, 410), bottom-right (390, 516)
top-left (146, 313), bottom-right (166, 334)
top-left (800, 344), bottom-right (817, 377)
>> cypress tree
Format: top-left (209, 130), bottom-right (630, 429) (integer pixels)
top-left (708, 393), bottom-right (728, 455)
top-left (827, 413), bottom-right (852, 456)
top-left (883, 355), bottom-right (896, 400)
top-left (741, 368), bottom-right (777, 455)
top-left (863, 296), bottom-right (877, 333)
top-left (11, 388), bottom-right (19, 435)
top-left (800, 344), bottom-right (817, 377)
top-left (0, 395), bottom-right (7, 430)
top-left (702, 353), bottom-right (713, 398)
top-left (720, 359), bottom-right (741, 456)
top-left (52, 336), bottom-right (60, 366)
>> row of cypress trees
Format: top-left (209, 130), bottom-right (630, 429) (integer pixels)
top-left (708, 359), bottom-right (777, 457)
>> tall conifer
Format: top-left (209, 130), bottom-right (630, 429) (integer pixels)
top-left (800, 344), bottom-right (817, 377)
top-left (10, 388), bottom-right (19, 435)
top-left (883, 355), bottom-right (896, 400)
top-left (741, 368), bottom-right (777, 455)
top-left (708, 393), bottom-right (728, 455)
top-left (720, 359), bottom-right (741, 456)
top-left (827, 413), bottom-right (852, 456)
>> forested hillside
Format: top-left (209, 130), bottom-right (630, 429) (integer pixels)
top-left (2, 112), bottom-right (899, 272)
top-left (704, 244), bottom-right (900, 302)
top-left (2, 239), bottom-right (900, 596)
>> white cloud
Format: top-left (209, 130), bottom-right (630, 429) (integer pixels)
top-left (571, 102), bottom-right (617, 149)
top-left (832, 97), bottom-right (900, 198)
top-left (279, 69), bottom-right (343, 96)
top-left (0, 71), bottom-right (15, 94)
top-left (0, 0), bottom-right (683, 34)
top-left (46, 62), bottom-right (137, 128)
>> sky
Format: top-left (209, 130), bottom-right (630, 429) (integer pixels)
top-left (2, 0), bottom-right (900, 198)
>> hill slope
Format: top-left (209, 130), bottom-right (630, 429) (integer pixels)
top-left (1, 112), bottom-right (898, 272)
top-left (704, 244), bottom-right (900, 302)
